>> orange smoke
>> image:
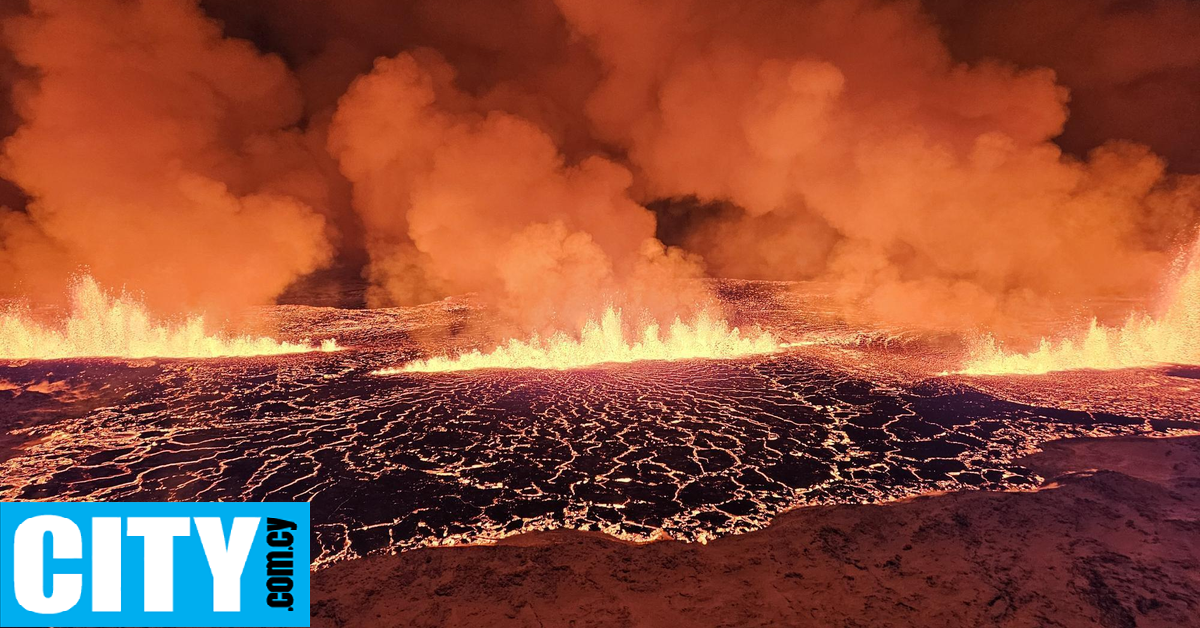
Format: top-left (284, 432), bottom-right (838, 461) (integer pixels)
top-left (0, 275), bottom-right (338, 360)
top-left (328, 51), bottom-right (707, 330)
top-left (929, 0), bottom-right (1200, 173)
top-left (0, 0), bottom-right (332, 315)
top-left (555, 0), bottom-right (1199, 335)
top-left (377, 307), bottom-right (777, 373)
top-left (0, 0), bottom-right (1196, 345)
top-left (960, 236), bottom-right (1200, 375)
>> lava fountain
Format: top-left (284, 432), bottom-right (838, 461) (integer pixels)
top-left (960, 237), bottom-right (1200, 375)
top-left (378, 307), bottom-right (779, 374)
top-left (0, 276), bottom-right (338, 360)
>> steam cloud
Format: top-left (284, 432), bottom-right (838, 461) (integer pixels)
top-left (327, 50), bottom-right (706, 329)
top-left (1, 0), bottom-right (1197, 339)
top-left (0, 0), bottom-right (333, 314)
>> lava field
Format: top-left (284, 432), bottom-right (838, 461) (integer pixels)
top-left (2, 281), bottom-right (1197, 566)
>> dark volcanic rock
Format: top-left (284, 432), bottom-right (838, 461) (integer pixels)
top-left (4, 351), bottom-right (1194, 564)
top-left (311, 435), bottom-right (1200, 628)
top-left (3, 284), bottom-right (1199, 564)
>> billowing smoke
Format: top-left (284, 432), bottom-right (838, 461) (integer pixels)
top-left (929, 0), bottom-right (1200, 174)
top-left (554, 0), bottom-right (1199, 335)
top-left (327, 51), bottom-right (705, 329)
top-left (0, 0), bottom-right (1197, 339)
top-left (0, 0), bottom-right (333, 314)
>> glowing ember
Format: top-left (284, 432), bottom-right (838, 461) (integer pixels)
top-left (0, 276), bottom-right (339, 360)
top-left (960, 238), bottom-right (1200, 375)
top-left (378, 308), bottom-right (779, 373)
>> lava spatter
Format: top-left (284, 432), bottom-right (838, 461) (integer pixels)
top-left (377, 308), bottom-right (779, 374)
top-left (960, 237), bottom-right (1200, 375)
top-left (3, 281), bottom-right (1196, 567)
top-left (0, 276), bottom-right (339, 360)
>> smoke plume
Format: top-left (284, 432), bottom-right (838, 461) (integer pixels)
top-left (0, 0), bottom-right (1196, 340)
top-left (327, 51), bottom-right (705, 329)
top-left (554, 0), bottom-right (1199, 334)
top-left (929, 0), bottom-right (1200, 173)
top-left (0, 0), bottom-right (333, 314)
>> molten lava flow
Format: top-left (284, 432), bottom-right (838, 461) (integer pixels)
top-left (960, 238), bottom-right (1200, 375)
top-left (0, 276), bottom-right (339, 360)
top-left (379, 308), bottom-right (779, 374)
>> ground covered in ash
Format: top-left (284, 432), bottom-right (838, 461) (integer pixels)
top-left (1, 281), bottom-right (1197, 566)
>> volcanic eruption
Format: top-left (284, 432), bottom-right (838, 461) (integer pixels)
top-left (379, 307), bottom-right (780, 373)
top-left (1, 2), bottom-right (1199, 618)
top-left (0, 275), bottom-right (338, 360)
top-left (961, 233), bottom-right (1200, 375)
top-left (0, 0), bottom-right (1197, 365)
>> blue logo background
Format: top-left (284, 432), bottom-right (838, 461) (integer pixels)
top-left (0, 502), bottom-right (310, 627)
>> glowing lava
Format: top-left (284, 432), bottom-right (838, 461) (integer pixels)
top-left (0, 276), bottom-right (339, 360)
top-left (960, 238), bottom-right (1200, 375)
top-left (379, 308), bottom-right (779, 373)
